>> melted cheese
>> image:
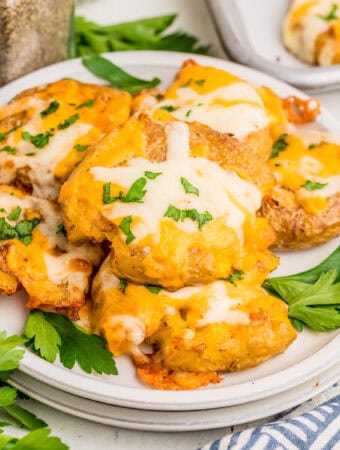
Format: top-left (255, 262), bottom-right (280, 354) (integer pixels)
top-left (152, 84), bottom-right (269, 139)
top-left (91, 122), bottom-right (261, 244)
top-left (284, 0), bottom-right (340, 64)
top-left (270, 128), bottom-right (340, 213)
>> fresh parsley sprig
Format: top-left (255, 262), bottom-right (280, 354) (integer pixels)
top-left (164, 204), bottom-right (212, 230)
top-left (264, 247), bottom-right (340, 331)
top-left (25, 311), bottom-right (117, 375)
top-left (270, 133), bottom-right (288, 159)
top-left (301, 180), bottom-right (328, 191)
top-left (318, 3), bottom-right (339, 21)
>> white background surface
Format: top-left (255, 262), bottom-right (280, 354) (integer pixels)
top-left (1, 1), bottom-right (340, 449)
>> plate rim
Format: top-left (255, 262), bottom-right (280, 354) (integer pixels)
top-left (1, 50), bottom-right (339, 411)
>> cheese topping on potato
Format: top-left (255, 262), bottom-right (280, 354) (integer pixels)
top-left (284, 0), bottom-right (340, 65)
top-left (91, 121), bottom-right (262, 244)
top-left (0, 79), bottom-right (131, 199)
top-left (0, 185), bottom-right (102, 314)
top-left (270, 129), bottom-right (340, 213)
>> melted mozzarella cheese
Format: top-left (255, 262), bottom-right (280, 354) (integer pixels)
top-left (109, 315), bottom-right (146, 346)
top-left (154, 84), bottom-right (269, 138)
top-left (91, 122), bottom-right (261, 243)
top-left (196, 281), bottom-right (249, 327)
top-left (297, 174), bottom-right (340, 200)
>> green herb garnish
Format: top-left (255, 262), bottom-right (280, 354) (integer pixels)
top-left (223, 269), bottom-right (245, 285)
top-left (119, 216), bottom-right (135, 244)
top-left (0, 216), bottom-right (40, 245)
top-left (146, 285), bottom-right (162, 294)
top-left (164, 205), bottom-right (212, 230)
top-left (75, 99), bottom-right (95, 109)
top-left (181, 79), bottom-right (192, 87)
top-left (144, 170), bottom-right (162, 180)
top-left (7, 206), bottom-right (21, 221)
top-left (270, 133), bottom-right (288, 159)
top-left (40, 101), bottom-right (60, 118)
top-left (180, 177), bottom-right (199, 196)
top-left (159, 105), bottom-right (178, 112)
top-left (118, 279), bottom-right (128, 294)
top-left (57, 113), bottom-right (80, 130)
top-left (301, 180), bottom-right (328, 191)
top-left (164, 204), bottom-right (181, 222)
top-left (102, 177), bottom-right (147, 204)
top-left (56, 224), bottom-right (67, 236)
top-left (22, 131), bottom-right (53, 149)
top-left (317, 3), bottom-right (339, 21)
top-left (74, 144), bottom-right (89, 151)
top-left (195, 79), bottom-right (205, 86)
top-left (0, 127), bottom-right (18, 142)
top-left (82, 54), bottom-right (160, 95)
top-left (0, 145), bottom-right (16, 155)
top-left (185, 109), bottom-right (192, 117)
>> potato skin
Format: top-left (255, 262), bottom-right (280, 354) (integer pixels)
top-left (261, 191), bottom-right (340, 250)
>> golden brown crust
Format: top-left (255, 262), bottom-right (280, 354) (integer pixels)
top-left (261, 191), bottom-right (340, 250)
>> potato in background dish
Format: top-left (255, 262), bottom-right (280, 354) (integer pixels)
top-left (0, 79), bottom-right (131, 200)
top-left (133, 59), bottom-right (288, 160)
top-left (60, 115), bottom-right (277, 289)
top-left (261, 126), bottom-right (340, 249)
top-left (91, 258), bottom-right (296, 390)
top-left (0, 185), bottom-right (103, 318)
top-left (283, 0), bottom-right (340, 66)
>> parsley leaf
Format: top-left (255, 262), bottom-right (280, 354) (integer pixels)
top-left (164, 205), bottom-right (212, 230)
top-left (0, 145), bottom-right (16, 155)
top-left (181, 79), bottom-right (192, 87)
top-left (0, 127), bottom-right (18, 142)
top-left (0, 386), bottom-right (17, 407)
top-left (119, 216), bottom-right (135, 244)
top-left (180, 177), bottom-right (199, 196)
top-left (118, 279), bottom-right (128, 294)
top-left (74, 144), bottom-right (89, 151)
top-left (0, 332), bottom-right (26, 381)
top-left (301, 180), bottom-right (328, 191)
top-left (82, 55), bottom-right (160, 95)
top-left (123, 177), bottom-right (147, 202)
top-left (22, 131), bottom-right (53, 149)
top-left (75, 99), bottom-right (95, 109)
top-left (159, 105), bottom-right (177, 112)
top-left (23, 312), bottom-right (117, 375)
top-left (185, 109), bottom-right (192, 117)
top-left (56, 224), bottom-right (67, 236)
top-left (2, 402), bottom-right (47, 431)
top-left (144, 171), bottom-right (162, 180)
top-left (318, 3), bottom-right (339, 21)
top-left (0, 216), bottom-right (40, 246)
top-left (57, 114), bottom-right (80, 130)
top-left (25, 311), bottom-right (61, 363)
top-left (0, 428), bottom-right (69, 450)
top-left (146, 285), bottom-right (162, 294)
top-left (264, 248), bottom-right (340, 332)
top-left (102, 182), bottom-right (120, 204)
top-left (223, 269), bottom-right (244, 285)
top-left (40, 101), bottom-right (60, 118)
top-left (7, 207), bottom-right (21, 221)
top-left (270, 133), bottom-right (288, 159)
top-left (164, 204), bottom-right (181, 222)
top-left (195, 79), bottom-right (205, 86)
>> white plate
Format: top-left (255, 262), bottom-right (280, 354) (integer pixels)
top-left (8, 364), bottom-right (339, 431)
top-left (0, 51), bottom-right (339, 412)
top-left (208, 0), bottom-right (340, 92)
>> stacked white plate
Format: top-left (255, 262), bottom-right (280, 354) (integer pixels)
top-left (0, 52), bottom-right (339, 431)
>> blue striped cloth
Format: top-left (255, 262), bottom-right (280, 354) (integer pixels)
top-left (200, 395), bottom-right (339, 450)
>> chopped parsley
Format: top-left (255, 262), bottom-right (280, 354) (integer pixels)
top-left (25, 152), bottom-right (36, 156)
top-left (270, 133), bottom-right (288, 159)
top-left (301, 180), bottom-right (328, 191)
top-left (195, 79), bottom-right (205, 86)
top-left (57, 113), bottom-right (80, 130)
top-left (223, 269), bottom-right (244, 285)
top-left (180, 177), bottom-right (200, 196)
top-left (102, 178), bottom-right (147, 204)
top-left (0, 145), bottom-right (16, 155)
top-left (308, 143), bottom-right (316, 149)
top-left (75, 99), bottom-right (95, 109)
top-left (164, 205), bottom-right (212, 230)
top-left (7, 206), bottom-right (21, 221)
top-left (146, 285), bottom-right (162, 294)
top-left (197, 102), bottom-right (204, 107)
top-left (40, 101), bottom-right (60, 118)
top-left (0, 127), bottom-right (17, 142)
top-left (56, 224), bottom-right (67, 236)
top-left (317, 3), bottom-right (338, 21)
top-left (159, 105), bottom-right (178, 112)
top-left (186, 109), bottom-right (192, 117)
top-left (74, 144), bottom-right (89, 151)
top-left (0, 208), bottom-right (6, 213)
top-left (144, 171), bottom-right (162, 180)
top-left (119, 216), bottom-right (135, 244)
top-left (180, 79), bottom-right (192, 88)
top-left (22, 131), bottom-right (53, 149)
top-left (0, 216), bottom-right (40, 245)
top-left (118, 279), bottom-right (128, 294)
